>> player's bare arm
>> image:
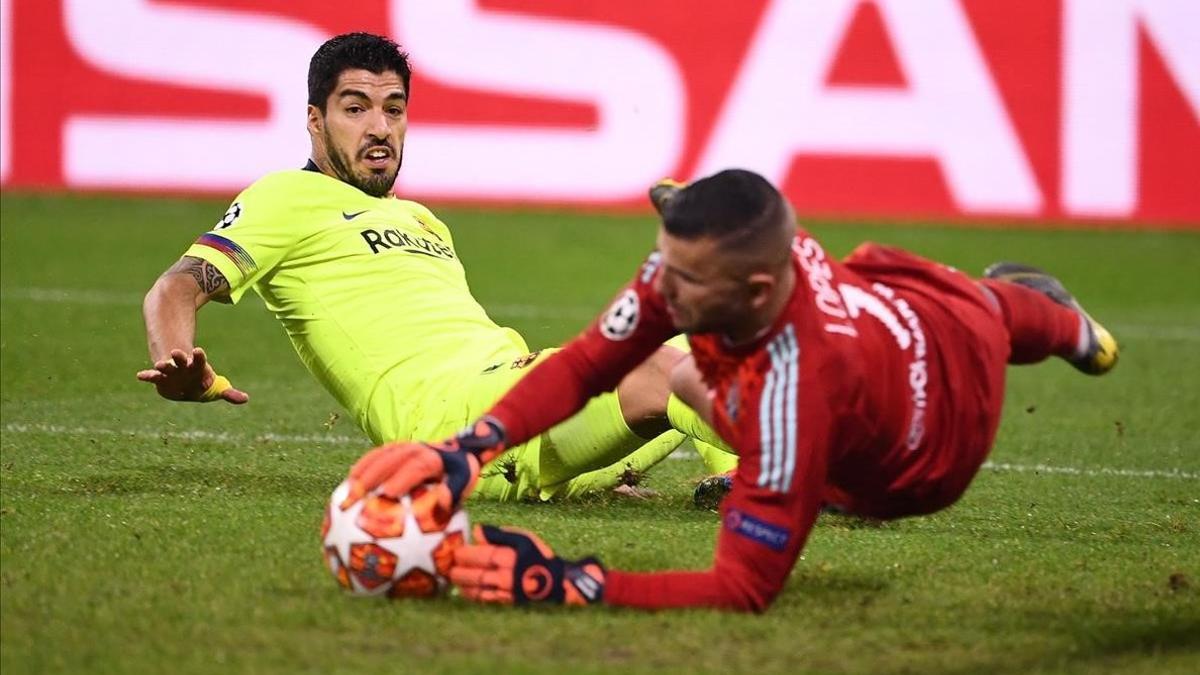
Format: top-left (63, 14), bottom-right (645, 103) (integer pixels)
top-left (143, 255), bottom-right (230, 358)
top-left (173, 255), bottom-right (233, 301)
top-left (137, 256), bottom-right (248, 404)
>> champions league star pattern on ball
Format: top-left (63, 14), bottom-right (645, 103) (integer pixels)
top-left (321, 481), bottom-right (469, 597)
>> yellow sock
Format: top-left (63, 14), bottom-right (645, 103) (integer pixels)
top-left (694, 439), bottom-right (738, 474)
top-left (473, 440), bottom-right (543, 502)
top-left (666, 394), bottom-right (738, 473)
top-left (539, 390), bottom-right (656, 488)
top-left (543, 430), bottom-right (685, 499)
top-left (476, 390), bottom-right (691, 501)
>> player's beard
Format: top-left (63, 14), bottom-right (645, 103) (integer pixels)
top-left (672, 299), bottom-right (749, 338)
top-left (325, 132), bottom-right (403, 198)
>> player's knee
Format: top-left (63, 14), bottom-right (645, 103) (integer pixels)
top-left (617, 345), bottom-right (685, 420)
top-left (668, 355), bottom-right (707, 414)
top-left (644, 343), bottom-right (687, 383)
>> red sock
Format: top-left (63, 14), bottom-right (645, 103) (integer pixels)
top-left (978, 279), bottom-right (1082, 365)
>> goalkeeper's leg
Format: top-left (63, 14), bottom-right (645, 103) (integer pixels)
top-left (980, 263), bottom-right (1118, 374)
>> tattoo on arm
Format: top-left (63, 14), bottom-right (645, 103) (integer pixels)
top-left (166, 256), bottom-right (232, 302)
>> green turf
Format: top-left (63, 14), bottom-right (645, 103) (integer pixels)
top-left (1, 192), bottom-right (1197, 675)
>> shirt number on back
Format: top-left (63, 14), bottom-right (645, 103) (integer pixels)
top-left (837, 284), bottom-right (911, 350)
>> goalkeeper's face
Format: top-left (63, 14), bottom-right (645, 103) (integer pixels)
top-left (309, 68), bottom-right (407, 198)
top-left (654, 230), bottom-right (761, 336)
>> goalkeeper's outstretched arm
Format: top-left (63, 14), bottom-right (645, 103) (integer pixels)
top-left (138, 256), bottom-right (248, 404)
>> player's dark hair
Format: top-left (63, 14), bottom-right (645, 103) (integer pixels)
top-left (308, 32), bottom-right (411, 111)
top-left (663, 169), bottom-right (790, 254)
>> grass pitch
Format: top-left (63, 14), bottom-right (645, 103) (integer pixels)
top-left (1, 192), bottom-right (1197, 674)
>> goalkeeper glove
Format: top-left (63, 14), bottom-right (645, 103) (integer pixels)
top-left (451, 525), bottom-right (606, 606)
top-left (342, 417), bottom-right (507, 510)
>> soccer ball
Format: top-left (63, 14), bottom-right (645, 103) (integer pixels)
top-left (321, 480), bottom-right (469, 597)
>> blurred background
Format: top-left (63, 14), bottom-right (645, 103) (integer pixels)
top-left (1, 0), bottom-right (1197, 226)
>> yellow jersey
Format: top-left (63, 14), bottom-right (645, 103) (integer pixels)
top-left (184, 166), bottom-right (528, 435)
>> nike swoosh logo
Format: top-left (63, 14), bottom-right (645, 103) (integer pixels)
top-left (342, 210), bottom-right (368, 220)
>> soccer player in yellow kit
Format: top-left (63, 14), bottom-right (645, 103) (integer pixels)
top-left (137, 32), bottom-right (732, 500)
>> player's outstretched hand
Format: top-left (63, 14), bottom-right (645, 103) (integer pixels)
top-left (136, 347), bottom-right (248, 404)
top-left (450, 524), bottom-right (606, 606)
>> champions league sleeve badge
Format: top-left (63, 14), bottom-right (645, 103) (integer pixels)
top-left (214, 202), bottom-right (243, 230)
top-left (600, 289), bottom-right (640, 341)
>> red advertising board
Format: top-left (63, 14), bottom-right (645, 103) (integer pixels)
top-left (1, 0), bottom-right (1197, 227)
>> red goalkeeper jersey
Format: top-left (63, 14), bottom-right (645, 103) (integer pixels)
top-left (488, 230), bottom-right (1012, 611)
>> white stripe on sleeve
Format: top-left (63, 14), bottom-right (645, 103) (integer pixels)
top-left (759, 326), bottom-right (800, 492)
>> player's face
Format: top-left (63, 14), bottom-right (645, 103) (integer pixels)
top-left (309, 69), bottom-right (407, 197)
top-left (654, 230), bottom-right (754, 335)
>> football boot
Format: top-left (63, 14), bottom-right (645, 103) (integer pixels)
top-left (983, 262), bottom-right (1118, 375)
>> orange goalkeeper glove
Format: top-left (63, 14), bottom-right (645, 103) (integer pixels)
top-left (341, 417), bottom-right (507, 511)
top-left (450, 525), bottom-right (606, 606)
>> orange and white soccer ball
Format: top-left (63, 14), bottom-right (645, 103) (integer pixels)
top-left (321, 480), bottom-right (469, 597)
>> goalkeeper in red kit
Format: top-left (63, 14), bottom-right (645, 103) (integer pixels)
top-left (341, 169), bottom-right (1119, 612)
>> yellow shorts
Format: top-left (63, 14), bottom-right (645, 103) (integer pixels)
top-left (363, 349), bottom-right (560, 501)
top-left (364, 335), bottom-right (696, 501)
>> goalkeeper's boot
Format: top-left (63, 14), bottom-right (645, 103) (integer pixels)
top-left (649, 178), bottom-right (685, 215)
top-left (693, 472), bottom-right (733, 510)
top-left (983, 262), bottom-right (1119, 375)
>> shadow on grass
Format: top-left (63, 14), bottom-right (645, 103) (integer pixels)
top-left (1050, 596), bottom-right (1200, 659)
top-left (42, 464), bottom-right (333, 498)
top-left (1078, 613), bottom-right (1200, 653)
top-left (931, 608), bottom-right (1200, 675)
top-left (778, 568), bottom-right (893, 612)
